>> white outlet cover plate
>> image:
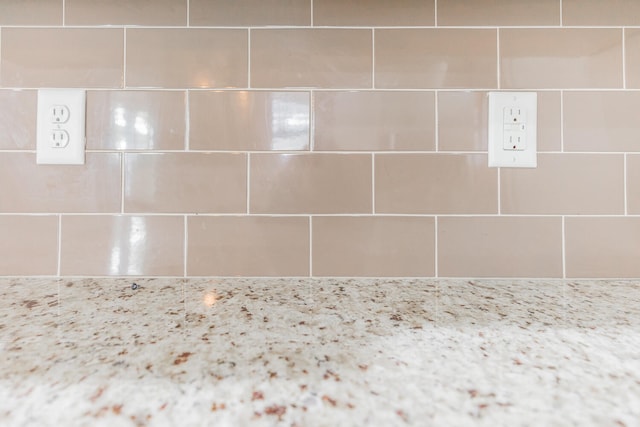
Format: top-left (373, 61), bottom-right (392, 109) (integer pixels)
top-left (36, 89), bottom-right (86, 165)
top-left (488, 92), bottom-right (537, 168)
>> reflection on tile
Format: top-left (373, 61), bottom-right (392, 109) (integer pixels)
top-left (87, 91), bottom-right (186, 151)
top-left (628, 155), bottom-right (640, 214)
top-left (314, 91), bottom-right (435, 151)
top-left (313, 0), bottom-right (434, 26)
top-left (190, 0), bottom-right (310, 26)
top-left (187, 216), bottom-right (309, 277)
top-left (126, 29), bottom-right (247, 89)
top-left (624, 29), bottom-right (640, 89)
top-left (251, 29), bottom-right (372, 89)
top-left (0, 0), bottom-right (62, 25)
top-left (0, 153), bottom-right (121, 213)
top-left (124, 153), bottom-right (246, 213)
top-left (190, 91), bottom-right (309, 151)
top-left (60, 216), bottom-right (184, 276)
top-left (437, 91), bottom-right (488, 152)
top-left (1, 28), bottom-right (123, 88)
top-left (500, 29), bottom-right (622, 89)
top-left (312, 216), bottom-right (435, 277)
top-left (0, 216), bottom-right (58, 276)
top-left (375, 29), bottom-right (497, 89)
top-left (563, 0), bottom-right (640, 25)
top-left (375, 154), bottom-right (497, 214)
top-left (65, 0), bottom-right (187, 25)
top-left (0, 90), bottom-right (36, 150)
top-left (438, 0), bottom-right (559, 26)
top-left (250, 153), bottom-right (372, 214)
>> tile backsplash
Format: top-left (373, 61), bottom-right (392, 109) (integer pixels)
top-left (1, 0), bottom-right (639, 278)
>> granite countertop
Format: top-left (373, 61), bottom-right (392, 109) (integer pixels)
top-left (1, 278), bottom-right (639, 426)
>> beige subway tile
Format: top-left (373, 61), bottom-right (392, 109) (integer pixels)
top-left (0, 0), bottom-right (61, 25)
top-left (190, 0), bottom-right (310, 26)
top-left (563, 0), bottom-right (640, 25)
top-left (251, 29), bottom-right (372, 89)
top-left (314, 0), bottom-right (434, 26)
top-left (250, 153), bottom-right (371, 214)
top-left (438, 217), bottom-right (563, 278)
top-left (312, 216), bottom-right (435, 277)
top-left (0, 216), bottom-right (58, 275)
top-left (0, 90), bottom-right (36, 150)
top-left (375, 154), bottom-right (497, 214)
top-left (124, 153), bottom-right (246, 213)
top-left (501, 154), bottom-right (624, 215)
top-left (566, 217), bottom-right (640, 278)
top-left (500, 29), bottom-right (622, 89)
top-left (628, 155), bottom-right (640, 214)
top-left (190, 91), bottom-right (309, 151)
top-left (60, 216), bottom-right (183, 276)
top-left (314, 91), bottom-right (435, 151)
top-left (126, 29), bottom-right (247, 89)
top-left (188, 216), bottom-right (309, 276)
top-left (625, 30), bottom-right (640, 89)
top-left (0, 153), bottom-right (121, 213)
top-left (375, 29), bottom-right (497, 89)
top-left (65, 0), bottom-right (187, 25)
top-left (1, 28), bottom-right (123, 88)
top-left (87, 91), bottom-right (186, 151)
top-left (537, 91), bottom-right (562, 152)
top-left (564, 92), bottom-right (640, 152)
top-left (438, 0), bottom-right (559, 26)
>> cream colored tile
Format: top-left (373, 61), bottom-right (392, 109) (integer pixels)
top-left (124, 153), bottom-right (246, 213)
top-left (0, 0), bottom-right (61, 25)
top-left (566, 217), bottom-right (640, 278)
top-left (0, 153), bottom-right (121, 213)
top-left (564, 92), bottom-right (640, 152)
top-left (537, 91), bottom-right (562, 152)
top-left (312, 216), bottom-right (435, 277)
top-left (251, 29), bottom-right (372, 89)
top-left (0, 90), bottom-right (36, 150)
top-left (65, 0), bottom-right (187, 25)
top-left (190, 0), bottom-right (310, 26)
top-left (61, 216), bottom-right (183, 276)
top-left (87, 91), bottom-right (186, 151)
top-left (438, 217), bottom-right (563, 278)
top-left (188, 216), bottom-right (309, 277)
top-left (625, 29), bottom-right (640, 89)
top-left (501, 154), bottom-right (624, 214)
top-left (500, 29), bottom-right (622, 89)
top-left (563, 0), bottom-right (640, 25)
top-left (190, 91), bottom-right (309, 151)
top-left (314, 0), bottom-right (434, 26)
top-left (250, 154), bottom-right (371, 214)
top-left (1, 28), bottom-right (123, 88)
top-left (627, 155), bottom-right (640, 214)
top-left (0, 216), bottom-right (58, 275)
top-left (314, 91), bottom-right (435, 151)
top-left (375, 154), bottom-right (497, 214)
top-left (126, 29), bottom-right (247, 89)
top-left (375, 29), bottom-right (497, 89)
top-left (438, 0), bottom-right (559, 26)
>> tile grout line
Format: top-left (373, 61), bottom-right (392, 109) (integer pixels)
top-left (434, 216), bottom-right (438, 278)
top-left (310, 0), bottom-right (314, 26)
top-left (561, 216), bottom-right (566, 279)
top-left (62, 0), bottom-right (65, 26)
top-left (186, 0), bottom-right (190, 26)
top-left (309, 216), bottom-right (313, 276)
top-left (559, 0), bottom-right (563, 26)
top-left (185, 90), bottom-right (190, 150)
top-left (183, 216), bottom-right (188, 277)
top-left (434, 0), bottom-right (438, 26)
top-left (57, 214), bottom-right (62, 276)
top-left (623, 27), bottom-right (627, 89)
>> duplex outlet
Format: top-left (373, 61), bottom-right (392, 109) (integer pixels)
top-left (488, 92), bottom-right (537, 168)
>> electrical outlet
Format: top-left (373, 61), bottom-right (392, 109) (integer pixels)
top-left (488, 92), bottom-right (537, 168)
top-left (36, 89), bottom-right (86, 165)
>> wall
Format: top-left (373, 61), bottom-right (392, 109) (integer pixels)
top-left (0, 0), bottom-right (639, 278)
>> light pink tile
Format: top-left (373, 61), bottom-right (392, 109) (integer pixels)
top-left (314, 0), bottom-right (434, 26)
top-left (0, 0), bottom-right (62, 25)
top-left (627, 155), bottom-right (640, 214)
top-left (190, 0), bottom-right (310, 26)
top-left (439, 0), bottom-right (559, 26)
top-left (0, 90), bottom-right (36, 150)
top-left (563, 0), bottom-right (640, 25)
top-left (65, 0), bottom-right (187, 25)
top-left (625, 29), bottom-right (640, 89)
top-left (0, 216), bottom-right (58, 275)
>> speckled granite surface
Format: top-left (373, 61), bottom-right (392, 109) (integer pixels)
top-left (1, 278), bottom-right (639, 426)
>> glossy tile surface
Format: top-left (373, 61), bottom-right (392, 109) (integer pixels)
top-left (126, 29), bottom-right (247, 89)
top-left (625, 29), bottom-right (640, 89)
top-left (0, 216), bottom-right (58, 276)
top-left (563, 0), bottom-right (640, 25)
top-left (187, 216), bottom-right (309, 276)
top-left (190, 91), bottom-right (309, 151)
top-left (437, 91), bottom-right (488, 151)
top-left (501, 154), bottom-right (624, 215)
top-left (314, 91), bottom-right (435, 151)
top-left (0, 153), bottom-right (121, 213)
top-left (375, 29), bottom-right (497, 89)
top-left (438, 217), bottom-right (563, 278)
top-left (566, 217), bottom-right (640, 278)
top-left (250, 29), bottom-right (372, 89)
top-left (313, 0), bottom-right (434, 26)
top-left (124, 153), bottom-right (246, 213)
top-left (1, 28), bottom-right (123, 88)
top-left (375, 154), bottom-right (497, 214)
top-left (0, 90), bottom-right (36, 150)
top-left (439, 0), bottom-right (559, 26)
top-left (190, 0), bottom-right (310, 26)
top-left (87, 91), bottom-right (186, 151)
top-left (626, 155), bottom-right (640, 214)
top-left (250, 154), bottom-right (372, 214)
top-left (60, 216), bottom-right (184, 276)
top-left (0, 0), bottom-right (61, 25)
top-left (500, 29), bottom-right (622, 89)
top-left (65, 0), bottom-right (187, 25)
top-left (312, 216), bottom-right (435, 277)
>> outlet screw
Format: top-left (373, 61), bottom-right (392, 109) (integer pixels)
top-left (131, 283), bottom-right (139, 290)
